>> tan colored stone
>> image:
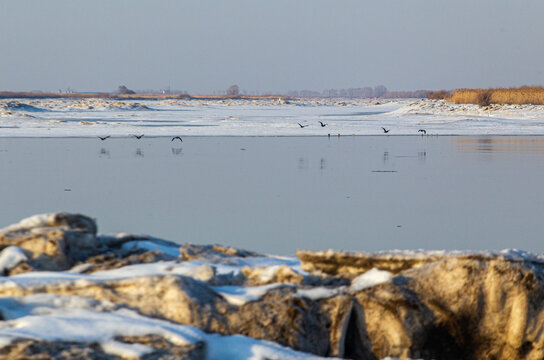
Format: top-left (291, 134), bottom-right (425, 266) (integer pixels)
top-left (319, 294), bottom-right (375, 359)
top-left (353, 257), bottom-right (544, 360)
top-left (75, 250), bottom-right (175, 274)
top-left (0, 337), bottom-right (205, 360)
top-left (242, 265), bottom-right (304, 285)
top-left (179, 243), bottom-right (261, 262)
top-left (297, 249), bottom-right (442, 277)
top-left (0, 213), bottom-right (99, 272)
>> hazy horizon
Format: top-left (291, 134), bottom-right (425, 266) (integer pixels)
top-left (1, 0), bottom-right (543, 94)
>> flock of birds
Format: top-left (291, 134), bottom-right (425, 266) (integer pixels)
top-left (98, 135), bottom-right (183, 142)
top-left (97, 124), bottom-right (430, 140)
top-left (296, 121), bottom-right (429, 135)
top-left (382, 127), bottom-right (427, 135)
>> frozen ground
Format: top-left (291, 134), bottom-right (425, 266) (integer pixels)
top-left (2, 98), bottom-right (544, 136)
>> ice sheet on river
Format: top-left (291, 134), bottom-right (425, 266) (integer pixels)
top-left (2, 98), bottom-right (544, 136)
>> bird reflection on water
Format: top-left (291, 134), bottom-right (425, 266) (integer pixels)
top-left (171, 147), bottom-right (183, 156)
top-left (99, 148), bottom-right (110, 158)
top-left (418, 151), bottom-right (427, 161)
top-left (135, 148), bottom-right (144, 158)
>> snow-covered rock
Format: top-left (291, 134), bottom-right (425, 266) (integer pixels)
top-left (2, 213), bottom-right (544, 359)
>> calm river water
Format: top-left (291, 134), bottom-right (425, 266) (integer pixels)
top-left (1, 136), bottom-right (543, 255)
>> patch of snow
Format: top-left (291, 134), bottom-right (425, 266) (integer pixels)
top-left (121, 240), bottom-right (180, 258)
top-left (206, 332), bottom-right (334, 360)
top-left (0, 247), bottom-right (27, 274)
top-left (295, 286), bottom-right (346, 300)
top-left (0, 213), bottom-right (54, 233)
top-left (101, 340), bottom-right (154, 358)
top-left (350, 268), bottom-right (392, 292)
top-left (0, 253), bottom-right (302, 292)
top-left (211, 283), bottom-right (288, 305)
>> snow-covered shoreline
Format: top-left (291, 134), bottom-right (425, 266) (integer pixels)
top-left (2, 98), bottom-right (544, 137)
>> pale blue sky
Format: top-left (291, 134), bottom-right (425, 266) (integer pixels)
top-left (1, 0), bottom-right (543, 93)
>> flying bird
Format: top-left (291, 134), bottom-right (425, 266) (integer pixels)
top-left (297, 123), bottom-right (309, 128)
top-left (171, 136), bottom-right (183, 142)
top-left (381, 127), bottom-right (390, 134)
top-left (318, 121), bottom-right (327, 127)
top-left (133, 134), bottom-right (144, 139)
top-left (418, 129), bottom-right (427, 135)
top-left (98, 136), bottom-right (110, 141)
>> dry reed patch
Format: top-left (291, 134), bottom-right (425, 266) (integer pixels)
top-left (447, 87), bottom-right (544, 106)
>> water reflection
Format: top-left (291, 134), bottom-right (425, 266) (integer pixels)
top-left (171, 147), bottom-right (183, 156)
top-left (383, 151), bottom-right (389, 163)
top-left (99, 148), bottom-right (110, 158)
top-left (418, 150), bottom-right (427, 161)
top-left (135, 148), bottom-right (144, 158)
top-left (3, 136), bottom-right (544, 255)
top-left (455, 137), bottom-right (544, 153)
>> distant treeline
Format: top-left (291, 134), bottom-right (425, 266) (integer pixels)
top-left (0, 92), bottom-right (288, 101)
top-left (0, 92), bottom-right (191, 100)
top-left (382, 90), bottom-right (430, 99)
top-left (428, 87), bottom-right (544, 106)
top-left (286, 86), bottom-right (428, 99)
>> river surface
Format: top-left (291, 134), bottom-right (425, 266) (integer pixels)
top-left (1, 136), bottom-right (543, 255)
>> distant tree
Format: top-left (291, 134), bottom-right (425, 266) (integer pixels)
top-left (373, 85), bottom-right (388, 98)
top-left (227, 84), bottom-right (239, 96)
top-left (118, 85), bottom-right (135, 95)
top-left (322, 89), bottom-right (338, 98)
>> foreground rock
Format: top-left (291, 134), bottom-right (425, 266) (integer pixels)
top-left (0, 338), bottom-right (205, 360)
top-left (1, 213), bottom-right (544, 359)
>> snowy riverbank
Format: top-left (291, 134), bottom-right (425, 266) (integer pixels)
top-left (2, 98), bottom-right (544, 137)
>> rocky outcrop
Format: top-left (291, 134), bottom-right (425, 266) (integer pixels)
top-left (2, 213), bottom-right (544, 359)
top-left (0, 273), bottom-right (347, 356)
top-left (0, 213), bottom-right (99, 272)
top-left (0, 338), bottom-right (205, 360)
top-left (179, 243), bottom-right (262, 262)
top-left (322, 252), bottom-right (544, 360)
top-left (73, 250), bottom-right (175, 274)
top-left (297, 249), bottom-right (445, 277)
top-left (0, 214), bottom-right (180, 275)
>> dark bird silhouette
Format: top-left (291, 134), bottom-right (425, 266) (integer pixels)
top-left (133, 134), bottom-right (144, 139)
top-left (318, 121), bottom-right (327, 127)
top-left (381, 127), bottom-right (390, 134)
top-left (418, 129), bottom-right (427, 135)
top-left (171, 136), bottom-right (183, 142)
top-left (98, 136), bottom-right (110, 141)
top-left (297, 123), bottom-right (309, 128)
